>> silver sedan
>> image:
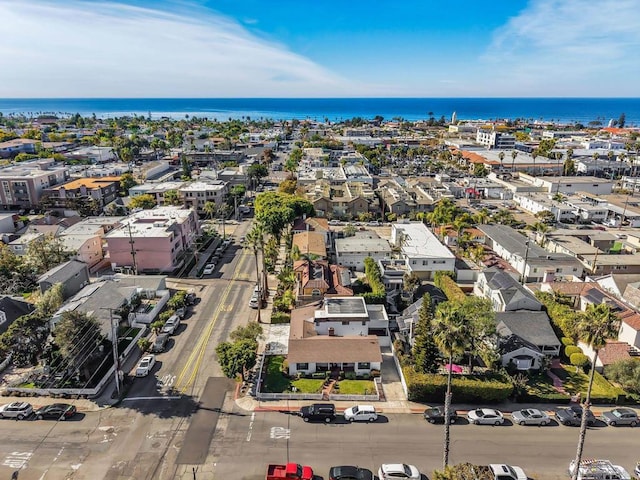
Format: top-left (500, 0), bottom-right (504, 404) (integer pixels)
top-left (512, 408), bottom-right (550, 426)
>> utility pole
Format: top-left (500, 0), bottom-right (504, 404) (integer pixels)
top-left (127, 222), bottom-right (138, 275)
top-left (102, 307), bottom-right (121, 397)
top-left (520, 239), bottom-right (531, 285)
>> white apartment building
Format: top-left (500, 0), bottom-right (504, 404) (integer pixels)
top-left (391, 222), bottom-right (455, 280)
top-left (476, 130), bottom-right (515, 149)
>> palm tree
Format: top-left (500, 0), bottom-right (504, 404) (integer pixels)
top-left (571, 304), bottom-right (620, 480)
top-left (498, 151), bottom-right (505, 171)
top-left (531, 149), bottom-right (538, 176)
top-left (432, 302), bottom-right (467, 470)
top-left (246, 224), bottom-right (266, 322)
top-left (203, 201), bottom-right (216, 220)
top-left (511, 150), bottom-right (518, 172)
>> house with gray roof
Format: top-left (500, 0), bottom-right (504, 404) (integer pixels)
top-left (474, 268), bottom-right (542, 312)
top-left (335, 232), bottom-right (391, 272)
top-left (0, 296), bottom-right (35, 335)
top-left (495, 311), bottom-right (561, 358)
top-left (38, 259), bottom-right (90, 300)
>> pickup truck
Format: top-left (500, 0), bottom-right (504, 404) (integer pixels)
top-left (440, 463), bottom-right (527, 480)
top-left (266, 463), bottom-right (314, 480)
top-left (569, 459), bottom-right (631, 480)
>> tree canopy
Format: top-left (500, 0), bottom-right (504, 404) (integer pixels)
top-left (129, 194), bottom-right (157, 210)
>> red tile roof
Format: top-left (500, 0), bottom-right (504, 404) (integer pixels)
top-left (597, 341), bottom-right (631, 366)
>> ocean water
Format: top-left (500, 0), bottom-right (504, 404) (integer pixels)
top-left (0, 98), bottom-right (639, 125)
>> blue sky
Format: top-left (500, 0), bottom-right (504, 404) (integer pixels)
top-left (0, 0), bottom-right (639, 97)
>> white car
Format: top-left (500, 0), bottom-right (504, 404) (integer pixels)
top-left (378, 463), bottom-right (421, 480)
top-left (203, 263), bottom-right (216, 275)
top-left (343, 405), bottom-right (378, 422)
top-left (135, 355), bottom-right (156, 377)
top-left (249, 295), bottom-right (260, 309)
top-left (0, 402), bottom-right (33, 420)
top-left (162, 315), bottom-right (181, 335)
top-left (511, 408), bottom-right (550, 426)
top-left (467, 408), bottom-right (505, 425)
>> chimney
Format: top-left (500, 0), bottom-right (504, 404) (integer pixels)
top-left (328, 327), bottom-right (335, 336)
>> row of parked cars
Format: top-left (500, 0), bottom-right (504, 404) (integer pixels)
top-left (0, 402), bottom-right (77, 421)
top-left (267, 462), bottom-right (423, 480)
top-left (423, 405), bottom-right (639, 427)
top-left (203, 238), bottom-right (233, 275)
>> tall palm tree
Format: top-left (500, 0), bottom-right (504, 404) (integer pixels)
top-left (498, 151), bottom-right (505, 171)
top-left (432, 302), bottom-right (467, 470)
top-left (531, 149), bottom-right (538, 176)
top-left (571, 304), bottom-right (620, 480)
top-left (245, 224), bottom-right (265, 323)
top-left (511, 150), bottom-right (518, 172)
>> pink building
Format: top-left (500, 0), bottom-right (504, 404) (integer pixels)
top-left (105, 206), bottom-right (200, 274)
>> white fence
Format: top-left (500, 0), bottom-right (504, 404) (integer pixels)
top-left (329, 376), bottom-right (382, 402)
top-left (390, 341), bottom-right (409, 398)
top-left (257, 392), bottom-right (324, 401)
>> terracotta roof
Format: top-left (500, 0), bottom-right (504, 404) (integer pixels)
top-left (292, 231), bottom-right (327, 258)
top-left (545, 282), bottom-right (600, 296)
top-left (597, 341), bottom-right (631, 366)
top-left (288, 336), bottom-right (382, 364)
top-left (51, 177), bottom-right (121, 191)
top-left (619, 311), bottom-right (640, 330)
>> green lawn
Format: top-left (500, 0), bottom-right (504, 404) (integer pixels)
top-left (334, 380), bottom-right (376, 395)
top-left (291, 378), bottom-right (325, 393)
top-left (263, 356), bottom-right (325, 393)
top-left (551, 364), bottom-right (623, 398)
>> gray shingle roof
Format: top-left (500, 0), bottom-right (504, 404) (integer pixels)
top-left (495, 311), bottom-right (560, 348)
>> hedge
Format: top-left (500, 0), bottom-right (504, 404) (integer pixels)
top-left (434, 273), bottom-right (466, 303)
top-left (589, 370), bottom-right (628, 404)
top-left (564, 345), bottom-right (583, 357)
top-left (403, 366), bottom-right (513, 403)
top-left (561, 337), bottom-right (575, 346)
top-left (270, 312), bottom-right (291, 324)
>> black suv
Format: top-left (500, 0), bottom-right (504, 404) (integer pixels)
top-left (299, 403), bottom-right (336, 423)
top-left (423, 406), bottom-right (459, 424)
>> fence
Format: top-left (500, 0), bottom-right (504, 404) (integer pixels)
top-left (328, 376), bottom-right (382, 402)
top-left (3, 326), bottom-right (146, 398)
top-left (390, 341), bottom-right (409, 398)
top-left (257, 392), bottom-right (324, 401)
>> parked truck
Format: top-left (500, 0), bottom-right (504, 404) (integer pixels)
top-left (439, 463), bottom-right (527, 480)
top-left (568, 459), bottom-right (631, 480)
top-left (266, 463), bottom-right (314, 480)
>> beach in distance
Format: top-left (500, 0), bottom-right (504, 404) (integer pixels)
top-left (1, 97), bottom-right (639, 125)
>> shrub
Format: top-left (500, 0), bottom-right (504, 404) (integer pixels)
top-left (561, 337), bottom-right (575, 346)
top-left (403, 367), bottom-right (513, 403)
top-left (159, 310), bottom-right (175, 322)
top-left (311, 372), bottom-right (326, 379)
top-left (570, 353), bottom-right (590, 371)
top-left (434, 273), bottom-right (466, 303)
top-left (564, 345), bottom-right (582, 357)
top-left (137, 338), bottom-right (151, 352)
top-left (167, 290), bottom-right (187, 309)
top-left (271, 312), bottom-right (291, 324)
top-left (345, 372), bottom-right (357, 380)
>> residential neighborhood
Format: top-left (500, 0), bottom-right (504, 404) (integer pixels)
top-left (1, 111), bottom-right (640, 480)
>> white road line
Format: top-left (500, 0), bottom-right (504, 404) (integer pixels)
top-left (246, 412), bottom-right (255, 442)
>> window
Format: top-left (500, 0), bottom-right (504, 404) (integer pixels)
top-left (357, 362), bottom-right (370, 369)
top-left (296, 363), bottom-right (309, 370)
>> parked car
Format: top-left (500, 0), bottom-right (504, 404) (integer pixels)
top-left (467, 408), bottom-right (505, 425)
top-left (151, 333), bottom-right (170, 353)
top-left (329, 465), bottom-right (374, 480)
top-left (203, 263), bottom-right (216, 275)
top-left (266, 463), bottom-right (313, 480)
top-left (423, 406), bottom-right (459, 424)
top-left (135, 355), bottom-right (156, 377)
top-left (378, 464), bottom-right (421, 480)
top-left (249, 295), bottom-right (260, 309)
top-left (299, 403), bottom-right (336, 423)
top-left (185, 292), bottom-right (197, 305)
top-left (162, 315), bottom-right (181, 335)
top-left (175, 306), bottom-right (186, 319)
top-left (0, 402), bottom-right (33, 420)
top-left (34, 403), bottom-right (77, 421)
top-left (601, 407), bottom-right (639, 426)
top-left (343, 405), bottom-right (378, 422)
top-left (511, 408), bottom-right (550, 426)
top-left (554, 405), bottom-right (596, 426)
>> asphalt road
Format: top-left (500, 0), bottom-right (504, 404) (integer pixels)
top-left (211, 410), bottom-right (640, 480)
top-left (0, 220), bottom-right (256, 480)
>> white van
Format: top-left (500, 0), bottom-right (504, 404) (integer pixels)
top-left (343, 405), bottom-right (378, 422)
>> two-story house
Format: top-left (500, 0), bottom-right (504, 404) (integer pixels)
top-left (474, 268), bottom-right (543, 312)
top-left (391, 222), bottom-right (455, 280)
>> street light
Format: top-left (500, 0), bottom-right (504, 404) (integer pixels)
top-left (101, 307), bottom-right (123, 397)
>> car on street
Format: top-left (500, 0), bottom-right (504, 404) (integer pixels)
top-left (249, 294), bottom-right (260, 309)
top-left (135, 354), bottom-right (156, 377)
top-left (34, 403), bottom-right (77, 421)
top-left (634, 462), bottom-right (640, 478)
top-left (554, 405), bottom-right (596, 426)
top-left (378, 463), bottom-right (421, 480)
top-left (0, 402), bottom-right (33, 420)
top-left (601, 407), bottom-right (639, 426)
top-left (203, 263), bottom-right (216, 275)
top-left (299, 403), bottom-right (336, 423)
top-left (329, 465), bottom-right (374, 480)
top-left (467, 408), bottom-right (505, 425)
top-left (511, 408), bottom-right (550, 426)
top-left (175, 306), bottom-right (186, 319)
top-left (162, 315), bottom-right (181, 335)
top-left (343, 405), bottom-right (378, 422)
top-left (151, 333), bottom-right (170, 353)
top-left (423, 406), bottom-right (459, 424)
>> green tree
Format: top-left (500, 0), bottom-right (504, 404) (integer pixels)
top-left (605, 359), bottom-right (640, 393)
top-left (278, 178), bottom-right (298, 194)
top-left (203, 201), bottom-right (216, 220)
top-left (215, 339), bottom-right (257, 380)
top-left (432, 301), bottom-right (468, 469)
top-left (571, 303), bottom-right (621, 480)
top-left (412, 293), bottom-right (440, 374)
top-left (247, 163), bottom-right (268, 185)
top-left (246, 224), bottom-right (265, 322)
top-left (460, 296), bottom-right (496, 372)
top-left (163, 189), bottom-right (181, 206)
top-left (230, 322), bottom-right (263, 342)
top-left (53, 310), bottom-right (104, 379)
top-left (26, 233), bottom-right (73, 274)
top-left (129, 194), bottom-right (157, 210)
top-left (343, 224), bottom-right (357, 237)
top-left (0, 242), bottom-right (20, 276)
top-left (570, 352), bottom-right (590, 372)
top-left (473, 163), bottom-right (488, 177)
top-left (535, 210), bottom-right (556, 224)
top-left (35, 282), bottom-right (64, 316)
top-left (120, 173), bottom-right (137, 195)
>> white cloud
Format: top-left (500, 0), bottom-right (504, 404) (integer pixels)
top-left (481, 0), bottom-right (640, 96)
top-left (0, 0), bottom-right (366, 97)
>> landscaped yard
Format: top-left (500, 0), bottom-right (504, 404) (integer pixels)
top-left (335, 380), bottom-right (376, 395)
top-left (262, 355), bottom-right (324, 394)
top-left (552, 363), bottom-right (625, 399)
